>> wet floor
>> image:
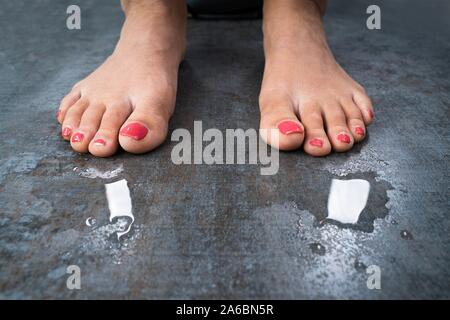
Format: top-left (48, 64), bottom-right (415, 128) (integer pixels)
top-left (0, 0), bottom-right (449, 298)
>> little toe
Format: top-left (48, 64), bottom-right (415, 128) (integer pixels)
top-left (353, 90), bottom-right (374, 125)
top-left (61, 98), bottom-right (89, 141)
top-left (70, 104), bottom-right (106, 153)
top-left (341, 99), bottom-right (367, 142)
top-left (57, 90), bottom-right (81, 124)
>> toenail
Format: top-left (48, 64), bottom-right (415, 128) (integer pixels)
top-left (56, 110), bottom-right (61, 118)
top-left (62, 127), bottom-right (72, 137)
top-left (277, 120), bottom-right (303, 135)
top-left (309, 138), bottom-right (323, 147)
top-left (368, 109), bottom-right (374, 119)
top-left (120, 123), bottom-right (148, 140)
top-left (355, 127), bottom-right (365, 136)
top-left (71, 132), bottom-right (84, 143)
top-left (337, 133), bottom-right (351, 144)
top-left (93, 138), bottom-right (106, 146)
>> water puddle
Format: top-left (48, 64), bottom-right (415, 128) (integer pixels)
top-left (81, 218), bottom-right (142, 265)
top-left (77, 164), bottom-right (124, 179)
top-left (318, 172), bottom-right (392, 233)
top-left (309, 242), bottom-right (326, 256)
top-left (400, 229), bottom-right (413, 240)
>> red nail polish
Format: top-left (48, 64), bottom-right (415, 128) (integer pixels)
top-left (368, 109), bottom-right (374, 119)
top-left (62, 127), bottom-right (72, 137)
top-left (355, 127), bottom-right (365, 136)
top-left (93, 138), bottom-right (106, 146)
top-left (277, 120), bottom-right (303, 135)
top-left (337, 133), bottom-right (351, 144)
top-left (120, 123), bottom-right (148, 140)
top-left (71, 132), bottom-right (84, 143)
top-left (309, 138), bottom-right (323, 147)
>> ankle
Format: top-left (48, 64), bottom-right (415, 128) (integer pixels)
top-left (262, 0), bottom-right (328, 54)
top-left (126, 1), bottom-right (187, 21)
top-left (116, 0), bottom-right (187, 60)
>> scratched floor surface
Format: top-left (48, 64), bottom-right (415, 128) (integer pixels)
top-left (0, 0), bottom-right (449, 299)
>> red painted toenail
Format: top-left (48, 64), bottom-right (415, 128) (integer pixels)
top-left (337, 133), bottom-right (351, 144)
top-left (120, 123), bottom-right (148, 140)
top-left (93, 138), bottom-right (106, 146)
top-left (368, 109), bottom-right (374, 119)
top-left (62, 127), bottom-right (72, 137)
top-left (71, 132), bottom-right (84, 143)
top-left (309, 138), bottom-right (323, 147)
top-left (355, 127), bottom-right (365, 136)
top-left (277, 120), bottom-right (303, 135)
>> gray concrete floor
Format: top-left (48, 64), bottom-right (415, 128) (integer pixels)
top-left (0, 0), bottom-right (449, 299)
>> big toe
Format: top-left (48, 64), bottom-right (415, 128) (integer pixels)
top-left (118, 101), bottom-right (170, 154)
top-left (259, 93), bottom-right (304, 150)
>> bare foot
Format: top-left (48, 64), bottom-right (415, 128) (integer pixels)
top-left (259, 0), bottom-right (374, 156)
top-left (57, 0), bottom-right (186, 156)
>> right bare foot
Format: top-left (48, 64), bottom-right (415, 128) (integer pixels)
top-left (56, 0), bottom-right (186, 156)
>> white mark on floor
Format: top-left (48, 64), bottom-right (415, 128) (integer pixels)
top-left (105, 179), bottom-right (134, 240)
top-left (81, 219), bottom-right (143, 265)
top-left (253, 202), bottom-right (380, 297)
top-left (327, 179), bottom-right (370, 224)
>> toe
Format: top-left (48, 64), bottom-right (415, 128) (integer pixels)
top-left (118, 100), bottom-right (169, 154)
top-left (300, 103), bottom-right (332, 156)
top-left (259, 91), bottom-right (304, 150)
top-left (61, 98), bottom-right (89, 141)
top-left (341, 99), bottom-right (367, 142)
top-left (322, 102), bottom-right (354, 152)
top-left (353, 90), bottom-right (374, 125)
top-left (70, 104), bottom-right (106, 153)
top-left (89, 102), bottom-right (132, 157)
top-left (57, 90), bottom-right (81, 124)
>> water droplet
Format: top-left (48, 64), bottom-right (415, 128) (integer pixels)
top-left (313, 219), bottom-right (326, 228)
top-left (309, 242), bottom-right (326, 256)
top-left (354, 259), bottom-right (367, 271)
top-left (73, 167), bottom-right (78, 171)
top-left (85, 217), bottom-right (96, 227)
top-left (390, 219), bottom-right (398, 225)
top-left (400, 230), bottom-right (413, 240)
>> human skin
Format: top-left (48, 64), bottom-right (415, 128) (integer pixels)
top-left (56, 0), bottom-right (373, 157)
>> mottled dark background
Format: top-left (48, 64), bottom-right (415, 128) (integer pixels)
top-left (0, 0), bottom-right (449, 299)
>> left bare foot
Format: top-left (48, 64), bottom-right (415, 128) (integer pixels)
top-left (259, 0), bottom-right (374, 156)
